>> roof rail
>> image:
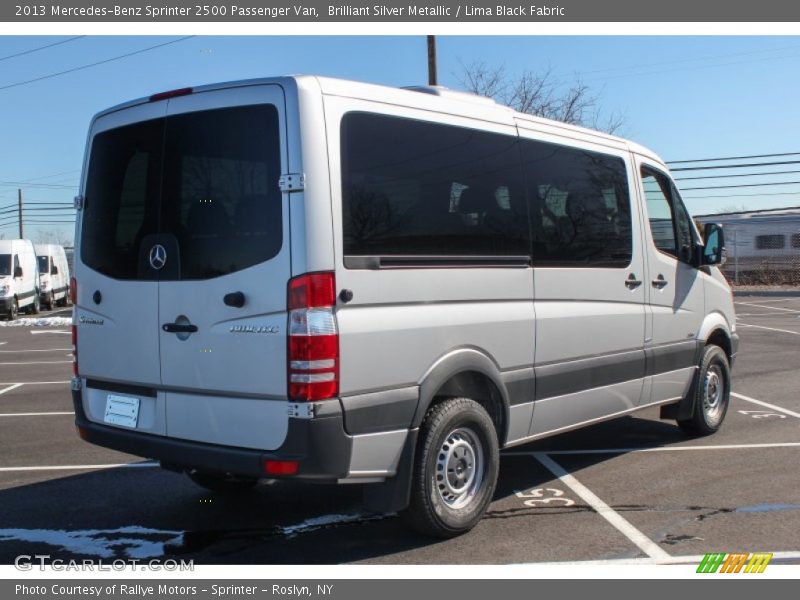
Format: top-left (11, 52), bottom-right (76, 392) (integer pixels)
top-left (402, 85), bottom-right (499, 106)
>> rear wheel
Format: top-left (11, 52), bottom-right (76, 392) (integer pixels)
top-left (402, 397), bottom-right (499, 538)
top-left (186, 469), bottom-right (258, 493)
top-left (46, 292), bottom-right (55, 310)
top-left (678, 344), bottom-right (730, 436)
top-left (29, 293), bottom-right (40, 315)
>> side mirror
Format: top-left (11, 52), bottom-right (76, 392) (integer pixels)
top-left (702, 223), bottom-right (725, 266)
top-left (13, 266), bottom-right (23, 278)
top-left (52, 266), bottom-right (59, 275)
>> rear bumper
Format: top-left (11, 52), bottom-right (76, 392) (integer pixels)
top-left (72, 389), bottom-right (353, 481)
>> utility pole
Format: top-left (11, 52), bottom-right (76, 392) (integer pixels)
top-left (17, 188), bottom-right (23, 239)
top-left (427, 35), bottom-right (437, 86)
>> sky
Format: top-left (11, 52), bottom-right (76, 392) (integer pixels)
top-left (1, 35), bottom-right (800, 244)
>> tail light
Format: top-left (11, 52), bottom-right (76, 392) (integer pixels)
top-left (287, 272), bottom-right (338, 401)
top-left (70, 277), bottom-right (77, 304)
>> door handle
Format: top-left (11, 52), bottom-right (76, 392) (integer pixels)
top-left (652, 274), bottom-right (669, 289)
top-left (624, 274), bottom-right (642, 289)
top-left (162, 322), bottom-right (198, 334)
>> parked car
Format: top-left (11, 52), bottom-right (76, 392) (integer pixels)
top-left (0, 238), bottom-right (40, 320)
top-left (35, 243), bottom-right (71, 310)
top-left (71, 76), bottom-right (737, 537)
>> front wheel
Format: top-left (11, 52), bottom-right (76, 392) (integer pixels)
top-left (678, 344), bottom-right (731, 436)
top-left (29, 292), bottom-right (40, 315)
top-left (186, 469), bottom-right (258, 493)
top-left (6, 299), bottom-right (18, 321)
top-left (402, 397), bottom-right (499, 538)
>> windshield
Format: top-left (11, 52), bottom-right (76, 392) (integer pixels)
top-left (37, 255), bottom-right (50, 274)
top-left (0, 254), bottom-right (10, 276)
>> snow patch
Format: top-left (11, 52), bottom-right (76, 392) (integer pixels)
top-left (0, 526), bottom-right (183, 559)
top-left (0, 316), bottom-right (72, 327)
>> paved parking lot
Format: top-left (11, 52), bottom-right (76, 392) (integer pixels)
top-left (0, 296), bottom-right (799, 565)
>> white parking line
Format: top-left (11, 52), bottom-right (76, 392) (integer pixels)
top-left (504, 442), bottom-right (800, 457)
top-left (0, 361), bottom-right (71, 366)
top-left (0, 412), bottom-right (73, 417)
top-left (736, 301), bottom-right (800, 313)
top-left (529, 551), bottom-right (800, 565)
top-left (0, 462), bottom-right (158, 473)
top-left (735, 298), bottom-right (796, 305)
top-left (0, 381), bottom-right (69, 385)
top-left (533, 452), bottom-right (671, 560)
top-left (30, 330), bottom-right (69, 335)
top-left (0, 384), bottom-right (24, 396)
top-left (737, 322), bottom-right (800, 336)
top-left (0, 349), bottom-right (71, 353)
top-left (732, 392), bottom-right (800, 419)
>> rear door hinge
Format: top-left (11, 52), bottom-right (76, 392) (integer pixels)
top-left (279, 173), bottom-right (305, 193)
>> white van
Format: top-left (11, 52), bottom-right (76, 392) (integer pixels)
top-left (72, 76), bottom-right (737, 537)
top-left (0, 239), bottom-right (41, 320)
top-left (35, 243), bottom-right (71, 310)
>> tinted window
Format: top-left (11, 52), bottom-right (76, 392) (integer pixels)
top-left (37, 256), bottom-right (50, 274)
top-left (82, 118), bottom-right (162, 280)
top-left (522, 139), bottom-right (632, 267)
top-left (0, 254), bottom-right (10, 276)
top-left (160, 105), bottom-right (282, 280)
top-left (792, 233), bottom-right (800, 248)
top-left (642, 168), bottom-right (696, 263)
top-left (756, 234), bottom-right (785, 250)
top-left (341, 112), bottom-right (529, 259)
top-left (81, 105), bottom-right (282, 281)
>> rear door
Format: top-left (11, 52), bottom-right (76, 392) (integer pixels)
top-left (156, 86), bottom-right (291, 402)
top-left (77, 102), bottom-right (167, 387)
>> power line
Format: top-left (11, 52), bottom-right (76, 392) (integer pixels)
top-left (668, 151), bottom-right (800, 165)
top-left (674, 169), bottom-right (800, 182)
top-left (671, 160), bottom-right (800, 172)
top-left (0, 181), bottom-right (75, 189)
top-left (679, 181), bottom-right (800, 192)
top-left (14, 169), bottom-right (81, 183)
top-left (0, 36), bottom-right (85, 63)
top-left (0, 36), bottom-right (195, 93)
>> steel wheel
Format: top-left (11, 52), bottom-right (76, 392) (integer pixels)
top-left (436, 427), bottom-right (485, 509)
top-left (678, 344), bottom-right (730, 436)
top-left (702, 364), bottom-right (725, 425)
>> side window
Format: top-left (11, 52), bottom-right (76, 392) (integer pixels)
top-left (340, 112), bottom-right (529, 260)
top-left (756, 234), bottom-right (785, 250)
top-left (791, 233), bottom-right (800, 249)
top-left (642, 168), bottom-right (696, 264)
top-left (521, 139), bottom-right (632, 268)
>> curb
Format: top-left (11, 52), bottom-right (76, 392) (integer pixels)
top-left (733, 290), bottom-right (800, 298)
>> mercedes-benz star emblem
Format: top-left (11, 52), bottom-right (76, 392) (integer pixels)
top-left (149, 244), bottom-right (167, 270)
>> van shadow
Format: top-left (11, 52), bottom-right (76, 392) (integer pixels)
top-left (0, 415), bottom-right (688, 564)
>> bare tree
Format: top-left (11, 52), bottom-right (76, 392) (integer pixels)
top-left (35, 228), bottom-right (73, 246)
top-left (458, 60), bottom-right (624, 134)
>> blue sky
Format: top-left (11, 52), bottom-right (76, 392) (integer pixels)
top-left (1, 35), bottom-right (800, 243)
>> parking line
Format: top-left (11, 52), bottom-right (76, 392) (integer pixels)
top-left (0, 412), bottom-right (74, 417)
top-left (529, 550), bottom-right (800, 565)
top-left (737, 322), bottom-right (800, 336)
top-left (732, 392), bottom-right (800, 419)
top-left (504, 442), bottom-right (800, 457)
top-left (0, 462), bottom-right (158, 473)
top-left (0, 361), bottom-right (71, 365)
top-left (0, 384), bottom-right (23, 396)
top-left (736, 301), bottom-right (800, 313)
top-left (0, 349), bottom-right (71, 354)
top-left (533, 452), bottom-right (671, 560)
top-left (0, 381), bottom-right (69, 386)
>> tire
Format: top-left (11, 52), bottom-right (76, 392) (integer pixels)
top-left (29, 292), bottom-right (40, 315)
top-left (678, 344), bottom-right (731, 436)
top-left (6, 298), bottom-right (18, 321)
top-left (186, 469), bottom-right (259, 493)
top-left (46, 292), bottom-right (55, 310)
top-left (402, 397), bottom-right (499, 538)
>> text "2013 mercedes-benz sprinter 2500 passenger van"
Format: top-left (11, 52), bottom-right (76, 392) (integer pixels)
top-left (71, 76), bottom-right (737, 537)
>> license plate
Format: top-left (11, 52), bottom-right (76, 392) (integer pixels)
top-left (104, 394), bottom-right (140, 428)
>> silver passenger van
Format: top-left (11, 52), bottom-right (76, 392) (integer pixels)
top-left (72, 76), bottom-right (737, 537)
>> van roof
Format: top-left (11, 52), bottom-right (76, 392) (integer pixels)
top-left (92, 74), bottom-right (668, 169)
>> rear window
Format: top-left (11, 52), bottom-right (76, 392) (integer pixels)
top-left (0, 254), bottom-right (10, 276)
top-left (81, 104), bottom-right (282, 280)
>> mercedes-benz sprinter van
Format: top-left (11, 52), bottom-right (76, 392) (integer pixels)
top-left (71, 76), bottom-right (737, 537)
top-left (35, 243), bottom-right (71, 310)
top-left (1, 238), bottom-right (40, 320)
